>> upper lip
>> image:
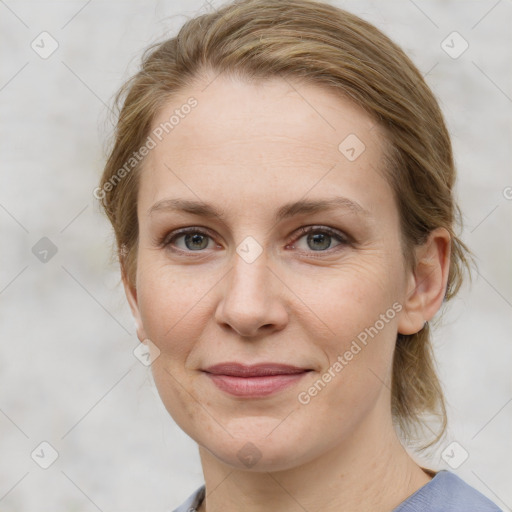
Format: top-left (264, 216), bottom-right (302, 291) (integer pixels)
top-left (202, 362), bottom-right (311, 377)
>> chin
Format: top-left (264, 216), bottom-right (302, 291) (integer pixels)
top-left (197, 422), bottom-right (319, 472)
top-left (204, 442), bottom-right (307, 472)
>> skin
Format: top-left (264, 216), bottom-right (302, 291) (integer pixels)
top-left (123, 72), bottom-right (451, 512)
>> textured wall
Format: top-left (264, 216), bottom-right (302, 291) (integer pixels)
top-left (1, 0), bottom-right (511, 510)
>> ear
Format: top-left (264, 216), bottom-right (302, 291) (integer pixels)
top-left (397, 227), bottom-right (451, 335)
top-left (121, 267), bottom-right (147, 343)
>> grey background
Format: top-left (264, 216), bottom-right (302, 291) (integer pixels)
top-left (1, 0), bottom-right (511, 510)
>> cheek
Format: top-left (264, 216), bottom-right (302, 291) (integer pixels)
top-left (136, 258), bottom-right (214, 352)
top-left (291, 254), bottom-right (402, 340)
top-left (135, 261), bottom-right (216, 435)
top-left (290, 258), bottom-right (402, 398)
top-left (137, 246), bottom-right (404, 371)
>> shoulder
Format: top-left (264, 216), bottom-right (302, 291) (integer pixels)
top-left (393, 470), bottom-right (503, 512)
top-left (172, 473), bottom-right (503, 512)
top-left (173, 485), bottom-right (205, 512)
top-left (171, 485), bottom-right (205, 512)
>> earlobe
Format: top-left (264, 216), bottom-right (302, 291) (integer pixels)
top-left (397, 228), bottom-right (451, 335)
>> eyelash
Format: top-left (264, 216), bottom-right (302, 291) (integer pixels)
top-left (159, 225), bottom-right (351, 258)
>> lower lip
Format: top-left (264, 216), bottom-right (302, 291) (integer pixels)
top-left (204, 372), bottom-right (309, 397)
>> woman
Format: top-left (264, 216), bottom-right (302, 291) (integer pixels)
top-left (97, 0), bottom-right (501, 510)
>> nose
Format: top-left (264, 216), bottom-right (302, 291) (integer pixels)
top-left (214, 247), bottom-right (289, 338)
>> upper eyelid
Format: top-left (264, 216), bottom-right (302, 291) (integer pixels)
top-left (163, 226), bottom-right (216, 244)
top-left (294, 225), bottom-right (349, 240)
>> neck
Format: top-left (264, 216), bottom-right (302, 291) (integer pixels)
top-left (196, 406), bottom-right (432, 512)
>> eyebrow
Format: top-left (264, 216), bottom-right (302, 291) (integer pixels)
top-left (147, 196), bottom-right (370, 222)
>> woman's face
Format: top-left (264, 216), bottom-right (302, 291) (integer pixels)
top-left (126, 74), bottom-right (417, 471)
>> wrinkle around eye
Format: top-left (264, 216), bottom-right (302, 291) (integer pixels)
top-left (144, 211), bottom-right (376, 259)
top-left (153, 231), bottom-right (358, 267)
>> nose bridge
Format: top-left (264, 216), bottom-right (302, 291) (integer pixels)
top-left (228, 227), bottom-right (272, 294)
top-left (228, 240), bottom-right (272, 307)
top-left (215, 236), bottom-right (288, 336)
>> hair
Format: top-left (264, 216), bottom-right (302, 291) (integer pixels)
top-left (99, 0), bottom-right (472, 448)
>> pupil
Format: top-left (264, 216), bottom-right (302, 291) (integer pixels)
top-left (308, 233), bottom-right (331, 251)
top-left (185, 233), bottom-right (208, 250)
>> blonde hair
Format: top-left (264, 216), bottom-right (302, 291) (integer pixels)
top-left (99, 0), bottom-right (472, 448)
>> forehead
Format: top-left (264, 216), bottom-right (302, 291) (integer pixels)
top-left (141, 74), bottom-right (392, 215)
top-left (154, 74), bottom-right (380, 153)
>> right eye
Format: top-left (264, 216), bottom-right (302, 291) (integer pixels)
top-left (163, 227), bottom-right (218, 254)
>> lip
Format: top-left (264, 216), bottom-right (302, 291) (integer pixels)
top-left (202, 362), bottom-right (311, 397)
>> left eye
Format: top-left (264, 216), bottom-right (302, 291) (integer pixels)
top-left (290, 227), bottom-right (348, 252)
